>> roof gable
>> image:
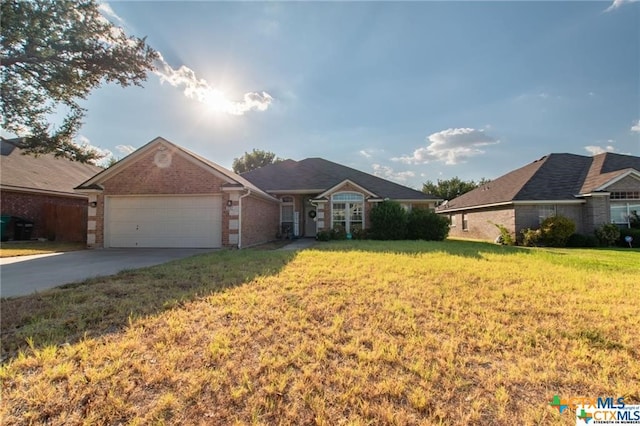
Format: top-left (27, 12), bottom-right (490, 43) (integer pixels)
top-left (0, 138), bottom-right (103, 196)
top-left (75, 137), bottom-right (275, 201)
top-left (591, 169), bottom-right (640, 192)
top-left (581, 153), bottom-right (640, 193)
top-left (315, 179), bottom-right (379, 199)
top-left (241, 157), bottom-right (438, 201)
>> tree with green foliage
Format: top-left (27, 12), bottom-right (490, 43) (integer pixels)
top-left (232, 149), bottom-right (283, 174)
top-left (422, 176), bottom-right (490, 200)
top-left (369, 200), bottom-right (408, 240)
top-left (0, 0), bottom-right (158, 163)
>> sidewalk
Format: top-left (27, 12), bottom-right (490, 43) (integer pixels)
top-left (278, 238), bottom-right (317, 251)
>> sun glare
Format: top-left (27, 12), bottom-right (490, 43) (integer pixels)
top-left (203, 88), bottom-right (233, 114)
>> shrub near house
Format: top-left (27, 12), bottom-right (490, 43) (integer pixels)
top-left (368, 201), bottom-right (449, 241)
top-left (407, 208), bottom-right (450, 241)
top-left (520, 215), bottom-right (575, 247)
top-left (370, 201), bottom-right (408, 240)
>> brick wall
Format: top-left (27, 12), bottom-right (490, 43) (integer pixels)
top-left (101, 148), bottom-right (227, 195)
top-left (90, 147), bottom-right (232, 248)
top-left (1, 189), bottom-right (87, 240)
top-left (446, 206), bottom-right (515, 241)
top-left (240, 194), bottom-right (279, 247)
top-left (515, 204), bottom-right (584, 234)
top-left (582, 195), bottom-right (610, 233)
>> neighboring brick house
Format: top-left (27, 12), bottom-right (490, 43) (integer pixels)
top-left (0, 138), bottom-right (103, 241)
top-left (75, 137), bottom-right (440, 248)
top-left (436, 152), bottom-right (640, 242)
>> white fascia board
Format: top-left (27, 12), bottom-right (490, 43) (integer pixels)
top-left (394, 199), bottom-right (442, 203)
top-left (578, 192), bottom-right (611, 198)
top-left (78, 137), bottom-right (169, 187)
top-left (316, 179), bottom-right (378, 199)
top-left (437, 201), bottom-right (514, 213)
top-left (512, 200), bottom-right (585, 205)
top-left (268, 189), bottom-right (326, 195)
top-left (80, 136), bottom-right (238, 188)
top-left (1, 185), bottom-right (89, 199)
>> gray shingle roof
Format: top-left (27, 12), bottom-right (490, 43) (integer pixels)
top-left (241, 157), bottom-right (438, 200)
top-left (1, 139), bottom-right (103, 196)
top-left (438, 152), bottom-right (640, 212)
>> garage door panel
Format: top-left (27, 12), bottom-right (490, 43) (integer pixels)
top-left (106, 196), bottom-right (222, 248)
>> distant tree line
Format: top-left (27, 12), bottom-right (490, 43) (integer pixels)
top-left (422, 176), bottom-right (490, 200)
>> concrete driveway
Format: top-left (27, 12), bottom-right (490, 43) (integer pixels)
top-left (0, 248), bottom-right (216, 298)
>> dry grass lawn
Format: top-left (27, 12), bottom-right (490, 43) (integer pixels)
top-left (1, 240), bottom-right (638, 425)
top-left (0, 241), bottom-right (86, 258)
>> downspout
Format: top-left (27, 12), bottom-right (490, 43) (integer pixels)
top-left (237, 189), bottom-right (251, 249)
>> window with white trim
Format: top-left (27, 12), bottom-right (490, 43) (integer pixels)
top-left (462, 213), bottom-right (468, 231)
top-left (281, 196), bottom-right (294, 234)
top-left (609, 199), bottom-right (640, 228)
top-left (611, 191), bottom-right (640, 200)
top-left (331, 192), bottom-right (364, 233)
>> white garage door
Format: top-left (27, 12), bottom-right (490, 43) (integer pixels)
top-left (106, 196), bottom-right (222, 248)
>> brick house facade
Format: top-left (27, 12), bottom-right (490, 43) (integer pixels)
top-left (439, 153), bottom-right (640, 242)
top-left (1, 138), bottom-right (103, 242)
top-left (76, 137), bottom-right (280, 249)
top-left (76, 137), bottom-right (439, 248)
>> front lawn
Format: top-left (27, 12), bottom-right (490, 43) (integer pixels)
top-left (0, 241), bottom-right (86, 258)
top-left (1, 240), bottom-right (638, 425)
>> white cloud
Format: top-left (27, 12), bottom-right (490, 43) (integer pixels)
top-left (604, 0), bottom-right (638, 12)
top-left (515, 91), bottom-right (556, 102)
top-left (98, 2), bottom-right (126, 26)
top-left (97, 3), bottom-right (273, 116)
top-left (631, 120), bottom-right (640, 133)
top-left (372, 164), bottom-right (415, 183)
top-left (393, 128), bottom-right (499, 165)
top-left (154, 54), bottom-right (273, 115)
top-left (584, 145), bottom-right (616, 155)
top-left (116, 144), bottom-right (136, 155)
top-left (74, 135), bottom-right (113, 166)
top-left (359, 148), bottom-right (385, 159)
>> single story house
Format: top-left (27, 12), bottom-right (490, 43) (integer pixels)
top-left (0, 138), bottom-right (103, 241)
top-left (241, 156), bottom-right (440, 239)
top-left (437, 152), bottom-right (640, 242)
top-left (75, 137), bottom-right (439, 248)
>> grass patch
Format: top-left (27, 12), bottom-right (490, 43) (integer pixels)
top-left (0, 241), bottom-right (86, 258)
top-left (1, 240), bottom-right (638, 424)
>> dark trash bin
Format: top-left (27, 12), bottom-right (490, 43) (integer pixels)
top-left (14, 218), bottom-right (34, 240)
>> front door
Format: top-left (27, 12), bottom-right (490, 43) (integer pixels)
top-left (304, 200), bottom-right (317, 237)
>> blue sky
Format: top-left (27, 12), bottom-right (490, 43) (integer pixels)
top-left (79, 1), bottom-right (638, 188)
